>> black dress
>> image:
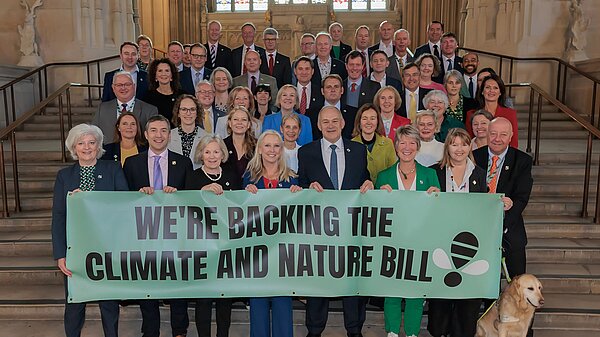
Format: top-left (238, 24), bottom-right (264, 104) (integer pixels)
top-left (223, 136), bottom-right (252, 180)
top-left (143, 89), bottom-right (186, 125)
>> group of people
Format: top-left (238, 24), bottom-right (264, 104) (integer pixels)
top-left (52, 18), bottom-right (533, 337)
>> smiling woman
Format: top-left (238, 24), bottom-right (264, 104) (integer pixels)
top-left (144, 58), bottom-right (186, 124)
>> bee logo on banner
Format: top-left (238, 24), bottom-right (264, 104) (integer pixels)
top-left (432, 231), bottom-right (490, 287)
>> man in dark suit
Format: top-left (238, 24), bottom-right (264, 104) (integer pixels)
top-left (370, 50), bottom-right (403, 93)
top-left (398, 62), bottom-right (432, 120)
top-left (329, 22), bottom-right (352, 61)
top-left (321, 74), bottom-right (356, 139)
top-left (93, 71), bottom-right (158, 143)
top-left (435, 32), bottom-right (464, 83)
top-left (386, 29), bottom-right (414, 82)
top-left (413, 20), bottom-right (444, 60)
top-left (232, 50), bottom-right (279, 98)
top-left (205, 20), bottom-right (233, 72)
top-left (101, 41), bottom-right (148, 102)
top-left (167, 41), bottom-right (186, 72)
top-left (343, 51), bottom-right (379, 109)
top-left (196, 80), bottom-right (224, 134)
top-left (312, 32), bottom-right (348, 87)
top-left (368, 20), bottom-right (395, 57)
top-left (123, 115), bottom-right (193, 337)
top-left (180, 43), bottom-right (212, 95)
top-left (354, 25), bottom-right (372, 77)
top-left (294, 56), bottom-right (324, 139)
top-left (462, 52), bottom-right (480, 98)
top-left (298, 106), bottom-right (373, 337)
top-left (473, 117), bottom-right (533, 278)
top-left (230, 22), bottom-right (266, 77)
top-left (259, 27), bottom-right (292, 89)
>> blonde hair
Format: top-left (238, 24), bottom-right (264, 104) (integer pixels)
top-left (439, 128), bottom-right (474, 168)
top-left (245, 130), bottom-right (297, 183)
top-left (275, 84), bottom-right (299, 110)
top-left (373, 86), bottom-right (402, 112)
top-left (226, 106), bottom-right (256, 159)
top-left (228, 86), bottom-right (255, 113)
top-left (194, 134), bottom-right (229, 165)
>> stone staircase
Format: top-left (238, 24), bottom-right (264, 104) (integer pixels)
top-left (0, 104), bottom-right (600, 336)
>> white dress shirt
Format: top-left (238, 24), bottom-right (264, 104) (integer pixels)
top-left (320, 137), bottom-right (345, 190)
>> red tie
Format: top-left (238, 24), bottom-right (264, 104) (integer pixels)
top-left (268, 54), bottom-right (275, 76)
top-left (300, 86), bottom-right (307, 114)
top-left (362, 51), bottom-right (368, 77)
top-left (243, 47), bottom-right (250, 74)
top-left (120, 103), bottom-right (127, 115)
top-left (351, 83), bottom-right (357, 93)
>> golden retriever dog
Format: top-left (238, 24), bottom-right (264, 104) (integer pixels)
top-left (476, 274), bottom-right (544, 337)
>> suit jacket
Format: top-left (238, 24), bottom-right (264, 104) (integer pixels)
top-left (432, 163), bottom-right (487, 193)
top-left (298, 138), bottom-right (370, 190)
top-left (301, 82), bottom-right (325, 140)
top-left (340, 103), bottom-right (358, 140)
top-left (204, 42), bottom-right (233, 71)
top-left (101, 142), bottom-right (148, 164)
top-left (375, 161), bottom-right (440, 191)
top-left (242, 171), bottom-right (298, 189)
top-left (466, 106), bottom-right (519, 148)
top-left (311, 57), bottom-right (348, 87)
top-left (168, 127), bottom-right (209, 170)
top-left (414, 43), bottom-right (441, 60)
top-left (331, 42), bottom-right (352, 61)
top-left (342, 77), bottom-right (380, 109)
top-left (92, 99), bottom-right (158, 144)
top-left (51, 160), bottom-right (128, 259)
top-left (230, 45), bottom-right (266, 77)
top-left (386, 53), bottom-right (414, 82)
top-left (102, 69), bottom-right (148, 102)
top-left (232, 72), bottom-right (279, 98)
top-left (368, 43), bottom-right (395, 58)
top-left (473, 146), bottom-right (533, 247)
top-left (352, 133), bottom-right (397, 182)
top-left (434, 55), bottom-right (464, 84)
top-left (262, 111), bottom-right (313, 146)
top-left (397, 88), bottom-right (432, 118)
top-left (260, 52), bottom-right (292, 89)
top-left (179, 66), bottom-right (213, 95)
top-left (123, 150), bottom-right (193, 191)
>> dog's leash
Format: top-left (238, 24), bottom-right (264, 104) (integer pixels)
top-left (478, 257), bottom-right (512, 322)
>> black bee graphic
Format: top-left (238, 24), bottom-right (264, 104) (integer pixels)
top-left (432, 231), bottom-right (489, 287)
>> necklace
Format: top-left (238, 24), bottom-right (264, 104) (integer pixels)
top-left (202, 166), bottom-right (222, 182)
top-left (399, 166), bottom-right (416, 179)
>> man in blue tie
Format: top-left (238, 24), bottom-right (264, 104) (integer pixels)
top-left (297, 106), bottom-right (374, 337)
top-left (122, 115), bottom-right (193, 337)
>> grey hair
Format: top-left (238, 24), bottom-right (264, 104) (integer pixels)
top-left (423, 90), bottom-right (449, 109)
top-left (195, 79), bottom-right (215, 92)
top-left (443, 69), bottom-right (463, 85)
top-left (415, 109), bottom-right (438, 125)
top-left (209, 67), bottom-right (233, 89)
top-left (65, 124), bottom-right (105, 160)
top-left (394, 124), bottom-right (422, 151)
top-left (393, 28), bottom-right (410, 40)
top-left (112, 71), bottom-right (134, 85)
top-left (263, 27), bottom-right (279, 39)
top-left (194, 134), bottom-right (229, 165)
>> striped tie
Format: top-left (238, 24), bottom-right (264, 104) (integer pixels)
top-left (210, 44), bottom-right (217, 68)
top-left (487, 155), bottom-right (499, 193)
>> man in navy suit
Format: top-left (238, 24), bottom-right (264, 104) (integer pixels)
top-left (343, 51), bottom-right (379, 109)
top-left (368, 20), bottom-right (395, 57)
top-left (180, 43), bottom-right (212, 95)
top-left (354, 25), bottom-right (372, 77)
top-left (294, 56), bottom-right (324, 139)
top-left (321, 74), bottom-right (356, 139)
top-left (231, 22), bottom-right (266, 77)
top-left (312, 32), bottom-right (348, 87)
top-left (473, 117), bottom-right (533, 278)
top-left (370, 50), bottom-right (403, 93)
top-left (101, 42), bottom-right (148, 102)
top-left (435, 32), bottom-right (464, 83)
top-left (386, 29), bottom-right (414, 82)
top-left (259, 27), bottom-right (292, 89)
top-left (298, 106), bottom-right (373, 337)
top-left (123, 115), bottom-right (193, 337)
top-left (413, 20), bottom-right (444, 60)
top-left (398, 62), bottom-right (432, 121)
top-left (167, 41), bottom-right (186, 72)
top-left (205, 20), bottom-right (233, 72)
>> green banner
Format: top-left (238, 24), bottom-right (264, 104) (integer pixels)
top-left (66, 190), bottom-right (503, 303)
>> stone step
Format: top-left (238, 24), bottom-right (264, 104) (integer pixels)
top-left (527, 262), bottom-right (600, 294)
top-left (0, 178), bottom-right (55, 194)
top-left (15, 131), bottom-right (67, 141)
top-left (527, 238), bottom-right (600, 264)
top-left (533, 164), bottom-right (598, 178)
top-left (524, 198), bottom-right (591, 216)
top-left (517, 120), bottom-right (584, 131)
top-left (526, 222), bottom-right (600, 239)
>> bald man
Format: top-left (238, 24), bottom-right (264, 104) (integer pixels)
top-left (473, 117), bottom-right (533, 278)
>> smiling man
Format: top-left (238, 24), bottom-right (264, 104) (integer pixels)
top-left (232, 50), bottom-right (279, 98)
top-left (231, 22), bottom-right (266, 77)
top-left (414, 20), bottom-right (445, 60)
top-left (101, 41), bottom-right (148, 102)
top-left (180, 43), bottom-right (213, 95)
top-left (260, 27), bottom-right (292, 88)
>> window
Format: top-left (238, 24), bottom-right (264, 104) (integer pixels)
top-left (215, 0), bottom-right (386, 12)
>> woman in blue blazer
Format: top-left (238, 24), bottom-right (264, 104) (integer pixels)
top-left (375, 125), bottom-right (440, 337)
top-left (242, 130), bottom-right (301, 337)
top-left (52, 124), bottom-right (128, 337)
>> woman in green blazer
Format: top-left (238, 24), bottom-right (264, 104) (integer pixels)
top-left (351, 103), bottom-right (397, 182)
top-left (375, 125), bottom-right (440, 337)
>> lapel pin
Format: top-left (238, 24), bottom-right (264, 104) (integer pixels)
top-left (419, 180), bottom-right (424, 184)
top-left (505, 165), bottom-right (509, 170)
top-left (229, 150), bottom-right (233, 154)
top-left (346, 148), bottom-right (351, 152)
top-left (140, 78), bottom-right (143, 82)
top-left (473, 180), bottom-right (477, 185)
top-left (225, 182), bottom-right (230, 186)
top-left (113, 155), bottom-right (117, 159)
top-left (361, 92), bottom-right (365, 96)
top-left (98, 174), bottom-right (103, 179)
top-left (172, 161), bottom-right (177, 165)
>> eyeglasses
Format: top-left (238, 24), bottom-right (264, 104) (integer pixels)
top-left (196, 90), bottom-right (215, 95)
top-left (263, 38), bottom-right (277, 42)
top-left (113, 83), bottom-right (133, 89)
top-left (179, 107), bottom-right (197, 114)
top-left (191, 54), bottom-right (207, 59)
top-left (301, 42), bottom-right (315, 46)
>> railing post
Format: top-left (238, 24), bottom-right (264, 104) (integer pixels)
top-left (43, 67), bottom-right (48, 99)
top-left (526, 87), bottom-right (534, 153)
top-left (555, 62), bottom-right (561, 101)
top-left (583, 132), bottom-right (593, 217)
top-left (96, 62), bottom-right (102, 100)
top-left (534, 93), bottom-right (542, 165)
top-left (86, 64), bottom-right (92, 107)
top-left (10, 86), bottom-right (16, 122)
top-left (508, 59), bottom-right (514, 97)
top-left (595, 154), bottom-right (600, 223)
top-left (66, 88), bottom-right (73, 131)
top-left (10, 132), bottom-right (20, 213)
top-left (592, 82), bottom-right (597, 127)
top-left (561, 65), bottom-right (567, 103)
top-left (58, 94), bottom-right (67, 163)
top-left (3, 89), bottom-right (8, 129)
top-left (0, 140), bottom-right (8, 217)
top-left (498, 57), bottom-right (503, 79)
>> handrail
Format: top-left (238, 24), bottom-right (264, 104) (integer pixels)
top-left (505, 82), bottom-right (600, 222)
top-left (0, 83), bottom-right (101, 217)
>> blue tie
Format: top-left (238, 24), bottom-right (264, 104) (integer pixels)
top-left (329, 144), bottom-right (338, 190)
top-left (153, 155), bottom-right (163, 190)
